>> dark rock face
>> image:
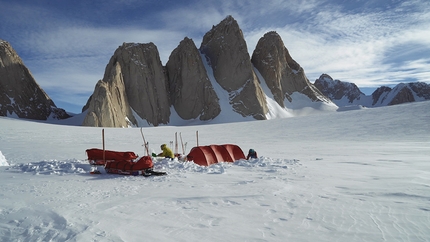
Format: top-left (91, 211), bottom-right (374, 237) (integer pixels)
top-left (166, 37), bottom-right (220, 121)
top-left (82, 16), bottom-right (337, 127)
top-left (82, 61), bottom-right (136, 127)
top-left (83, 42), bottom-right (170, 127)
top-left (0, 40), bottom-right (69, 120)
top-left (314, 74), bottom-right (364, 103)
top-left (200, 15), bottom-right (268, 120)
top-left (388, 86), bottom-right (415, 106)
top-left (408, 82), bottom-right (430, 100)
top-left (374, 82), bottom-right (430, 106)
top-left (252, 32), bottom-right (330, 106)
top-left (372, 86), bottom-right (393, 106)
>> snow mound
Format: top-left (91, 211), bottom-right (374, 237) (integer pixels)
top-left (8, 159), bottom-right (91, 175)
top-left (154, 157), bottom-right (299, 174)
top-left (235, 157), bottom-right (299, 169)
top-left (337, 105), bottom-right (366, 111)
top-left (5, 156), bottom-right (299, 177)
top-left (0, 151), bottom-right (8, 166)
top-left (33, 157), bottom-right (297, 176)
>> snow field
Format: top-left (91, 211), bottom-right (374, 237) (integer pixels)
top-left (0, 100), bottom-right (429, 241)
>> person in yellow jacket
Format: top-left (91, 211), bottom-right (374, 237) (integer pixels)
top-left (158, 144), bottom-right (174, 159)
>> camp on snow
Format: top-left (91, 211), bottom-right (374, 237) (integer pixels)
top-left (85, 129), bottom-right (247, 176)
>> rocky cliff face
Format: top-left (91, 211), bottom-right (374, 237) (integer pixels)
top-left (166, 37), bottom-right (220, 121)
top-left (252, 32), bottom-right (330, 106)
top-left (82, 42), bottom-right (170, 127)
top-left (200, 15), bottom-right (268, 120)
top-left (82, 62), bottom-right (136, 127)
top-left (373, 82), bottom-right (430, 106)
top-left (0, 40), bottom-right (69, 120)
top-left (314, 74), bottom-right (430, 107)
top-left (314, 74), bottom-right (365, 103)
top-left (83, 16), bottom-right (334, 127)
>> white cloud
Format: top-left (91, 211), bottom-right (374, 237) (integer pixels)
top-left (241, 1), bottom-right (430, 88)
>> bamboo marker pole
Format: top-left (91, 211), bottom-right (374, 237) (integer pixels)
top-left (180, 132), bottom-right (185, 154)
top-left (175, 132), bottom-right (178, 154)
top-left (140, 128), bottom-right (149, 156)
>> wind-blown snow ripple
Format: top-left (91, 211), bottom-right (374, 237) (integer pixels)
top-left (153, 158), bottom-right (230, 174)
top-left (153, 157), bottom-right (299, 175)
top-left (7, 159), bottom-right (91, 175)
top-left (6, 157), bottom-right (299, 176)
top-left (235, 157), bottom-right (300, 170)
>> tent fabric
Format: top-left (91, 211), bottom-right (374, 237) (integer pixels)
top-left (86, 148), bottom-right (138, 161)
top-left (186, 144), bottom-right (246, 166)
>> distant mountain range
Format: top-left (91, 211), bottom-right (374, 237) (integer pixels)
top-left (1, 16), bottom-right (429, 127)
top-left (314, 74), bottom-right (430, 108)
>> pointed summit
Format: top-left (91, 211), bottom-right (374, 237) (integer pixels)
top-left (82, 42), bottom-right (170, 127)
top-left (252, 31), bottom-right (330, 106)
top-left (0, 40), bottom-right (69, 120)
top-left (314, 74), bottom-right (365, 103)
top-left (166, 37), bottom-right (220, 121)
top-left (200, 16), bottom-right (268, 120)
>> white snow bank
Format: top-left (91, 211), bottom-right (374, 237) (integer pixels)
top-left (7, 159), bottom-right (91, 175)
top-left (0, 151), bottom-right (8, 166)
top-left (337, 105), bottom-right (367, 111)
top-left (6, 156), bottom-right (297, 176)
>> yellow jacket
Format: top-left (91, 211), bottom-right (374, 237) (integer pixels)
top-left (159, 144), bottom-right (174, 158)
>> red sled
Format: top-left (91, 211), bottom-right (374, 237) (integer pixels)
top-left (86, 148), bottom-right (138, 166)
top-left (85, 148), bottom-right (165, 176)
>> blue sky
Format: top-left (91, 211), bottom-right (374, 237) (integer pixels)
top-left (1, 0), bottom-right (429, 113)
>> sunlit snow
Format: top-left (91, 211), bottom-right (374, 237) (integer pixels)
top-left (1, 100), bottom-right (429, 241)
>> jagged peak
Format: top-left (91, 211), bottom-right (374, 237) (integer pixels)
top-left (121, 42), bottom-right (156, 49)
top-left (179, 37), bottom-right (194, 45)
top-left (316, 74), bottom-right (360, 90)
top-left (222, 15), bottom-right (235, 24)
top-left (258, 31), bottom-right (283, 45)
top-left (208, 15), bottom-right (239, 32)
top-left (263, 31), bottom-right (280, 37)
top-left (318, 73), bottom-right (334, 81)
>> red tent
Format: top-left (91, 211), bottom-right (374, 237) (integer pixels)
top-left (186, 144), bottom-right (246, 166)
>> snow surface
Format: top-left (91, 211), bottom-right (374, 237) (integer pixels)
top-left (0, 151), bottom-right (8, 166)
top-left (1, 101), bottom-right (430, 241)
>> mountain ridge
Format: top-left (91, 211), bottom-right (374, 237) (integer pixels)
top-left (314, 74), bottom-right (430, 108)
top-left (2, 16), bottom-right (430, 126)
top-left (81, 15), bottom-right (334, 127)
top-left (0, 39), bottom-right (69, 120)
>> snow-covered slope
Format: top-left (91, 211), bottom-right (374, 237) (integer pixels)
top-left (0, 100), bottom-right (429, 241)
